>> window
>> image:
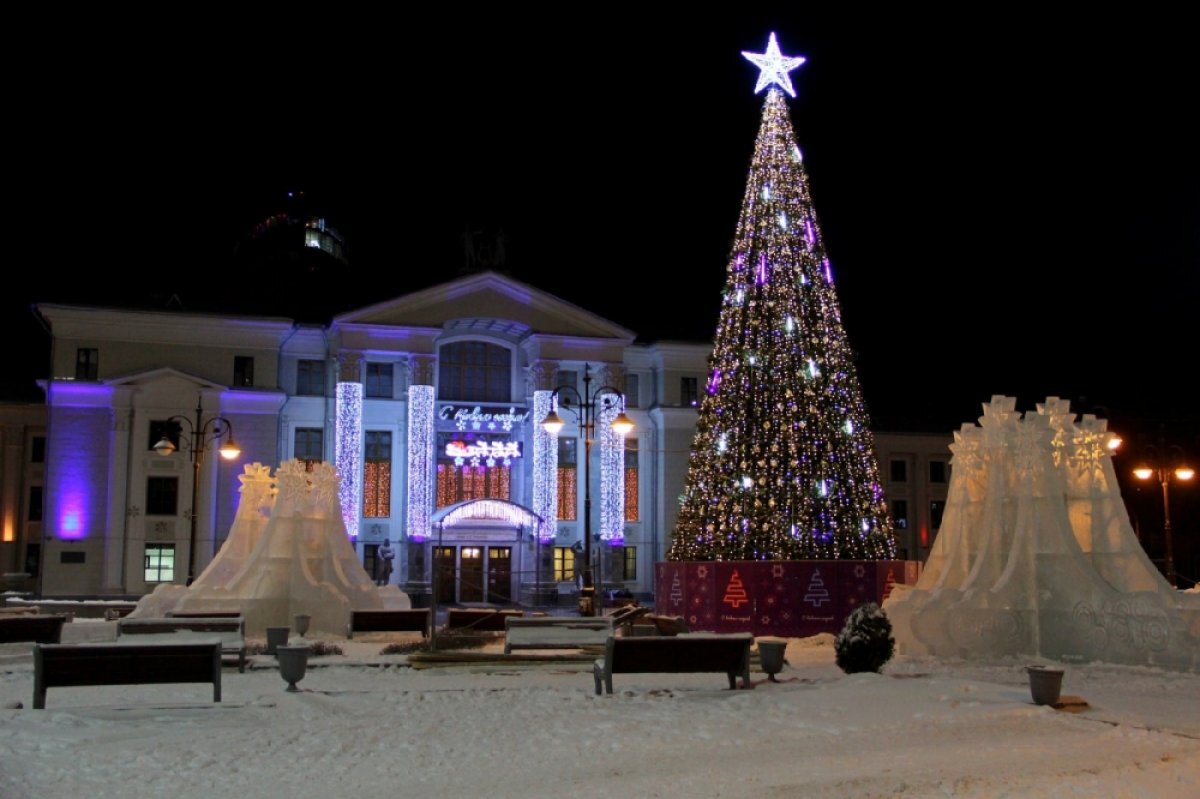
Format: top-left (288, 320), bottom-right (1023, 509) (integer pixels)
top-left (889, 459), bottom-right (908, 483)
top-left (435, 433), bottom-right (512, 507)
top-left (75, 348), bottom-right (99, 380)
top-left (24, 543), bottom-right (40, 577)
top-left (146, 477), bottom-right (179, 516)
top-left (555, 371), bottom-right (578, 406)
top-left (624, 374), bottom-right (640, 409)
top-left (296, 359), bottom-right (326, 396)
top-left (295, 428), bottom-right (324, 469)
top-left (31, 436), bottom-right (45, 464)
top-left (681, 376), bottom-right (699, 407)
top-left (365, 362), bottom-right (394, 399)
top-left (363, 431), bottom-right (392, 517)
top-left (624, 438), bottom-right (639, 522)
top-left (234, 356), bottom-right (255, 387)
top-left (362, 544), bottom-right (379, 584)
top-left (149, 420), bottom-right (182, 451)
top-left (621, 546), bottom-right (637, 581)
top-left (557, 437), bottom-right (577, 520)
top-left (27, 486), bottom-right (43, 522)
top-left (553, 547), bottom-right (576, 582)
top-left (144, 543), bottom-right (175, 583)
top-left (890, 499), bottom-right (908, 529)
top-left (930, 500), bottom-right (946, 530)
top-left (929, 460), bottom-right (948, 483)
top-left (438, 342), bottom-right (511, 402)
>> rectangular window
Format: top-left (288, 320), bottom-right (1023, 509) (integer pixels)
top-left (31, 436), bottom-right (46, 463)
top-left (363, 431), bottom-right (392, 518)
top-left (622, 546), bottom-right (637, 581)
top-left (553, 546), bottom-right (576, 582)
top-left (27, 486), bottom-right (43, 522)
top-left (681, 376), bottom-right (699, 407)
top-left (438, 342), bottom-right (511, 402)
top-left (890, 499), bottom-right (908, 529)
top-left (929, 460), bottom-right (948, 483)
top-left (624, 438), bottom-right (639, 522)
top-left (296, 359), bottom-right (326, 396)
top-left (295, 428), bottom-right (324, 469)
top-left (555, 370), bottom-right (578, 406)
top-left (144, 543), bottom-right (175, 583)
top-left (146, 477), bottom-right (179, 516)
top-left (234, 356), bottom-right (255, 387)
top-left (624, 374), bottom-right (640, 409)
top-left (890, 458), bottom-right (908, 483)
top-left (75, 348), bottom-right (99, 380)
top-left (557, 437), bottom-right (577, 520)
top-left (24, 543), bottom-right (40, 577)
top-left (149, 420), bottom-right (182, 451)
top-left (365, 362), bottom-right (394, 398)
top-left (930, 499), bottom-right (946, 530)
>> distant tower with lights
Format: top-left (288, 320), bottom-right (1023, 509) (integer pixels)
top-left (667, 34), bottom-right (895, 562)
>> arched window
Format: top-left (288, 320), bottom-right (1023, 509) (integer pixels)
top-left (438, 341), bottom-right (511, 402)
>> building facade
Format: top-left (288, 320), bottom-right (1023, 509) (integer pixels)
top-left (28, 272), bottom-right (952, 600)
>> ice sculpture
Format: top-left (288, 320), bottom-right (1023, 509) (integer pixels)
top-left (131, 460), bottom-right (409, 636)
top-left (885, 397), bottom-right (1200, 671)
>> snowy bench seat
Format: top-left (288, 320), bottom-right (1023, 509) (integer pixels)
top-left (503, 617), bottom-right (613, 654)
top-left (0, 614), bottom-right (67, 644)
top-left (347, 609), bottom-right (431, 638)
top-left (117, 617), bottom-right (246, 672)
top-left (33, 641), bottom-right (222, 709)
top-left (445, 608), bottom-right (524, 632)
top-left (593, 633), bottom-right (753, 695)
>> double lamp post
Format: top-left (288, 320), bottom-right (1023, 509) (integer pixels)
top-left (541, 365), bottom-right (633, 616)
top-left (1132, 428), bottom-right (1194, 587)
top-left (153, 396), bottom-right (241, 585)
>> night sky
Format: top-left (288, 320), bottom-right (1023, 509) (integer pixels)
top-left (7, 11), bottom-right (1197, 444)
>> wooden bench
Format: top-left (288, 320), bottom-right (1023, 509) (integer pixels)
top-left (503, 616), bottom-right (613, 654)
top-left (647, 615), bottom-right (690, 636)
top-left (445, 608), bottom-right (524, 632)
top-left (0, 614), bottom-right (67, 644)
top-left (592, 633), bottom-right (753, 695)
top-left (605, 604), bottom-right (652, 630)
top-left (347, 609), bottom-right (431, 639)
top-left (117, 617), bottom-right (247, 672)
top-left (103, 605), bottom-right (138, 621)
top-left (33, 641), bottom-right (222, 709)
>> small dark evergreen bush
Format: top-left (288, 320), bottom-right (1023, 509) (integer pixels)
top-left (834, 603), bottom-right (895, 674)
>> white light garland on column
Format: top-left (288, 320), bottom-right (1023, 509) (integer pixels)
top-left (335, 381), bottom-right (363, 539)
top-left (532, 390), bottom-right (557, 542)
top-left (406, 384), bottom-right (435, 542)
top-left (599, 399), bottom-right (626, 544)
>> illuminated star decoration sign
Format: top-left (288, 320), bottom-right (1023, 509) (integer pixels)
top-left (742, 32), bottom-right (806, 97)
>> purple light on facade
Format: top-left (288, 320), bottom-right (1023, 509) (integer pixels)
top-left (755, 253), bottom-right (768, 284)
top-left (707, 369), bottom-right (722, 395)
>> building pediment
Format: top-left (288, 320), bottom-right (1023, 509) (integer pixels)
top-left (333, 272), bottom-right (635, 342)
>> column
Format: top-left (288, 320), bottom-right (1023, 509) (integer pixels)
top-left (335, 353), bottom-right (363, 539)
top-left (405, 355), bottom-right (436, 593)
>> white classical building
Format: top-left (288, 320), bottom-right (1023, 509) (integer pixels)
top-left (20, 271), bottom-right (952, 600)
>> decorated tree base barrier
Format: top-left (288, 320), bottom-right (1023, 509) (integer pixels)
top-left (655, 560), bottom-right (918, 637)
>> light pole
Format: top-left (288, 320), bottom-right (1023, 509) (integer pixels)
top-left (542, 364), bottom-right (633, 616)
top-left (153, 395), bottom-right (241, 584)
top-left (1132, 427), bottom-right (1194, 587)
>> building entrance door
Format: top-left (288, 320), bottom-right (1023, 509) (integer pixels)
top-left (487, 547), bottom-right (512, 603)
top-left (459, 547), bottom-right (484, 602)
top-left (434, 547), bottom-right (456, 604)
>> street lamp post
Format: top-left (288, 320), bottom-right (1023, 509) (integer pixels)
top-left (153, 395), bottom-right (241, 585)
top-left (542, 364), bottom-right (633, 617)
top-left (1132, 427), bottom-right (1194, 587)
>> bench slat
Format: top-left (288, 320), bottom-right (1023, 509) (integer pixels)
top-left (348, 609), bottom-right (431, 638)
top-left (594, 634), bottom-right (752, 695)
top-left (0, 615), bottom-right (67, 644)
top-left (33, 642), bottom-right (222, 709)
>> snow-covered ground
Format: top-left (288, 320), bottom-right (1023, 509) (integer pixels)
top-left (1, 624), bottom-right (1197, 799)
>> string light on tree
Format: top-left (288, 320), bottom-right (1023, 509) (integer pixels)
top-left (668, 34), bottom-right (895, 562)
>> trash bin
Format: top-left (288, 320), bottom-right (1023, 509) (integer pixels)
top-left (757, 637), bottom-right (787, 682)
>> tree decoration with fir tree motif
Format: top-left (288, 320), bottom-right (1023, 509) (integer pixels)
top-left (667, 33), bottom-right (895, 562)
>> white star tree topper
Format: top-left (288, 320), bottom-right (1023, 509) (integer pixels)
top-left (742, 32), bottom-right (806, 97)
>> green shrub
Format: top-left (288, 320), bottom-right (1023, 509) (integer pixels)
top-left (834, 603), bottom-right (895, 674)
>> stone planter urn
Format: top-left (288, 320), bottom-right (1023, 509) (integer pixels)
top-left (265, 626), bottom-right (290, 655)
top-left (1026, 665), bottom-right (1064, 706)
top-left (757, 637), bottom-right (788, 682)
top-left (277, 645), bottom-right (309, 692)
top-left (293, 614), bottom-right (312, 638)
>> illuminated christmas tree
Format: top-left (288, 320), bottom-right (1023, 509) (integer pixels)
top-left (668, 34), bottom-right (894, 562)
